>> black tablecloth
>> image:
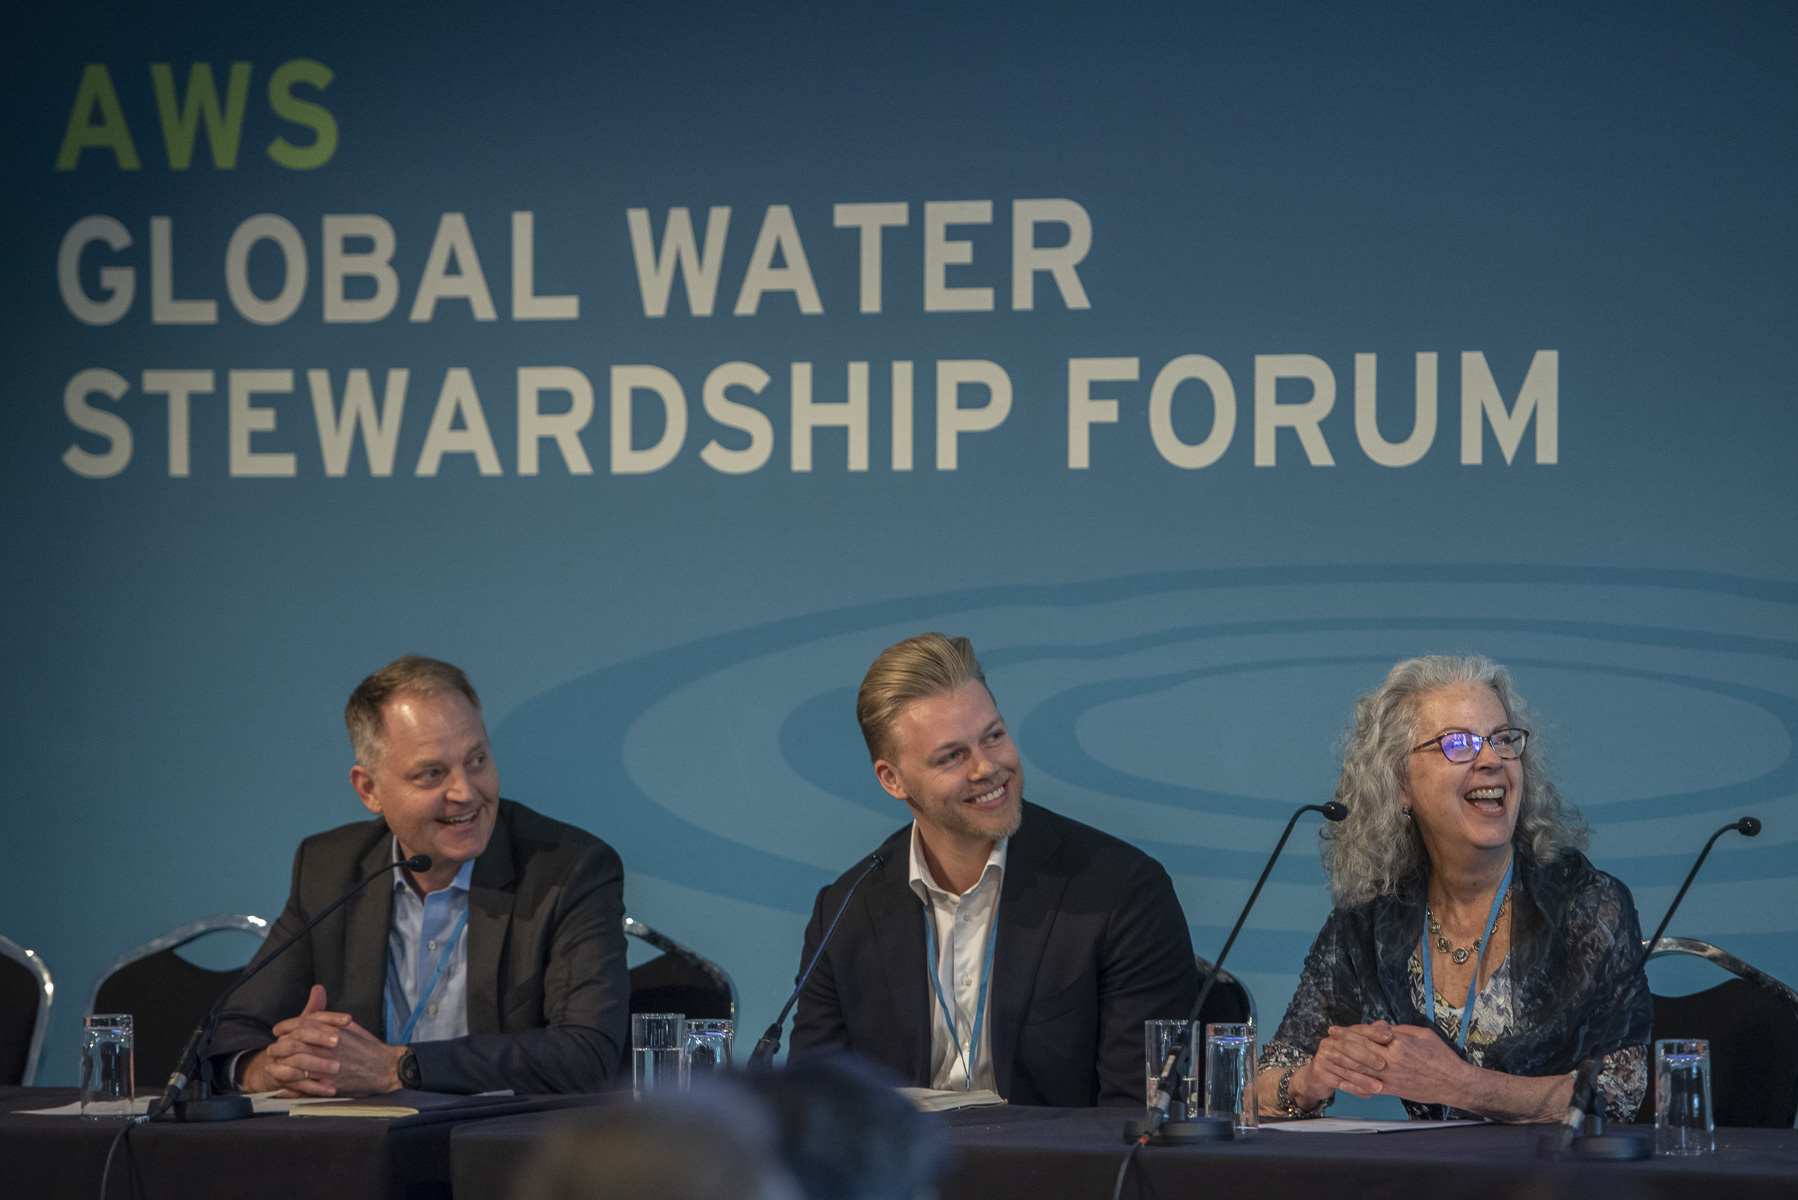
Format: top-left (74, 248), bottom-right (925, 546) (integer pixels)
top-left (0, 1086), bottom-right (608, 1200)
top-left (449, 1103), bottom-right (1798, 1200)
top-left (938, 1107), bottom-right (1798, 1200)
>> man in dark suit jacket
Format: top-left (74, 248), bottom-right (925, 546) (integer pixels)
top-left (789, 635), bottom-right (1198, 1106)
top-left (210, 657), bottom-right (629, 1095)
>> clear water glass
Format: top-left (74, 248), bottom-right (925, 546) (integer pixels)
top-left (632, 1012), bottom-right (685, 1097)
top-left (1143, 1019), bottom-right (1198, 1119)
top-left (1655, 1038), bottom-right (1714, 1156)
top-left (680, 1019), bottom-right (733, 1087)
top-left (80, 1014), bottom-right (135, 1118)
top-left (1204, 1021), bottom-right (1258, 1136)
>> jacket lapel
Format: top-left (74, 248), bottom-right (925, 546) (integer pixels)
top-left (465, 803), bottom-right (517, 1034)
top-left (342, 832), bottom-right (395, 1035)
top-left (988, 802), bottom-right (1068, 1099)
top-left (863, 842), bottom-right (932, 1084)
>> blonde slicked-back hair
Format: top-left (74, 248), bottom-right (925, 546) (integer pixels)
top-left (1322, 654), bottom-right (1589, 907)
top-left (345, 655), bottom-right (482, 769)
top-left (856, 633), bottom-right (988, 762)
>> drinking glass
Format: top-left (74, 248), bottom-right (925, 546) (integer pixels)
top-left (681, 1019), bottom-right (733, 1087)
top-left (1143, 1019), bottom-right (1198, 1119)
top-left (632, 1013), bottom-right (685, 1097)
top-left (1655, 1038), bottom-right (1713, 1156)
top-left (1204, 1021), bottom-right (1258, 1136)
top-left (80, 1014), bottom-right (135, 1118)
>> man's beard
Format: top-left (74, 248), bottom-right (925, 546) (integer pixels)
top-left (941, 790), bottom-right (1024, 843)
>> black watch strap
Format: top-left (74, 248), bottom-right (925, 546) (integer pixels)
top-left (397, 1048), bottom-right (422, 1090)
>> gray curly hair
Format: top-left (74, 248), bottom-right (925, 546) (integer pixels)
top-left (1322, 655), bottom-right (1589, 907)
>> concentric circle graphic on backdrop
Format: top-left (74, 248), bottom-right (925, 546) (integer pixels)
top-left (500, 564), bottom-right (1797, 968)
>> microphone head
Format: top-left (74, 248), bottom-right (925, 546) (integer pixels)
top-left (1737, 817), bottom-right (1762, 837)
top-left (869, 851), bottom-right (888, 867)
top-left (1321, 801), bottom-right (1349, 822)
top-left (402, 854), bottom-right (433, 872)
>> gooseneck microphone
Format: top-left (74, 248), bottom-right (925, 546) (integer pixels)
top-left (142, 853), bottom-right (433, 1123)
top-left (749, 851), bottom-right (887, 1071)
top-left (1643, 817), bottom-right (1759, 954)
top-left (1544, 816), bottom-right (1761, 1160)
top-left (1127, 801), bottom-right (1349, 1147)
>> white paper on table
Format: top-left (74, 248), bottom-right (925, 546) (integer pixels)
top-left (896, 1087), bottom-right (1006, 1113)
top-left (19, 1097), bottom-right (156, 1116)
top-left (19, 1092), bottom-right (354, 1116)
top-left (210, 1092), bottom-right (411, 1115)
top-left (1262, 1117), bottom-right (1485, 1134)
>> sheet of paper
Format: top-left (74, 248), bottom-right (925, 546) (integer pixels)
top-left (18, 1092), bottom-right (411, 1117)
top-left (18, 1097), bottom-right (155, 1117)
top-left (287, 1103), bottom-right (419, 1118)
top-left (897, 1087), bottom-right (1006, 1113)
top-left (253, 1093), bottom-right (422, 1116)
top-left (1262, 1117), bottom-right (1485, 1134)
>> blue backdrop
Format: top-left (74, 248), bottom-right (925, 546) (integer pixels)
top-left (4, 2), bottom-right (1794, 1109)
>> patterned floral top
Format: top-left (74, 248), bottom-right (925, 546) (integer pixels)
top-left (1260, 847), bottom-right (1651, 1121)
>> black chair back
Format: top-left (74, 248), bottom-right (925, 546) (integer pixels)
top-left (0, 935), bottom-right (52, 1086)
top-left (629, 954), bottom-right (734, 1020)
top-left (0, 954), bottom-right (42, 1086)
top-left (1633, 977), bottom-right (1798, 1128)
top-left (1631, 938), bottom-right (1798, 1129)
top-left (86, 915), bottom-right (267, 1091)
top-left (624, 916), bottom-right (738, 1024)
top-left (1195, 956), bottom-right (1255, 1027)
top-left (1178, 956), bottom-right (1257, 1104)
top-left (92, 951), bottom-right (243, 1090)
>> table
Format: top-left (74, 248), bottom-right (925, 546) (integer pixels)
top-left (936, 1108), bottom-right (1798, 1200)
top-left (0, 1086), bottom-right (607, 1200)
top-left (449, 1104), bottom-right (1798, 1200)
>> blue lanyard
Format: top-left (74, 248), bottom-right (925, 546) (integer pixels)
top-left (1420, 856), bottom-right (1514, 1051)
top-left (923, 900), bottom-right (1000, 1091)
top-left (388, 905), bottom-right (469, 1046)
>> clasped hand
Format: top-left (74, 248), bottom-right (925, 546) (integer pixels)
top-left (240, 984), bottom-right (405, 1097)
top-left (1308, 1020), bottom-right (1472, 1106)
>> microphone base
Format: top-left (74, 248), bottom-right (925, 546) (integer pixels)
top-left (1123, 1116), bottom-right (1234, 1144)
top-left (1536, 1131), bottom-right (1653, 1161)
top-left (173, 1093), bottom-right (254, 1122)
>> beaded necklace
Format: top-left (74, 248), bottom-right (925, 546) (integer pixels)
top-left (1426, 882), bottom-right (1513, 965)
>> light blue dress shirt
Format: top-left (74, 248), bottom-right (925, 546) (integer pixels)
top-left (384, 841), bottom-right (473, 1045)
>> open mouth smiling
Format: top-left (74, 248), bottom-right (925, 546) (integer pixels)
top-left (965, 783), bottom-right (1008, 807)
top-left (1464, 786), bottom-right (1506, 815)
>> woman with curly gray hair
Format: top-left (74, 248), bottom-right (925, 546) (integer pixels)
top-left (1254, 656), bottom-right (1651, 1123)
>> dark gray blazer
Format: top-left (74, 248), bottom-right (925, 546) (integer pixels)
top-left (789, 801), bottom-right (1199, 1106)
top-left (210, 799), bottom-right (629, 1094)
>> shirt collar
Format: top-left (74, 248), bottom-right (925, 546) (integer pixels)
top-left (390, 837), bottom-right (476, 895)
top-left (907, 821), bottom-right (1008, 902)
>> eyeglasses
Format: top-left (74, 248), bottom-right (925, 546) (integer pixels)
top-left (1412, 728), bottom-right (1528, 763)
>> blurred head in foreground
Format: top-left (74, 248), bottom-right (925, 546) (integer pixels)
top-left (510, 1083), bottom-right (801, 1200)
top-left (751, 1054), bottom-right (948, 1200)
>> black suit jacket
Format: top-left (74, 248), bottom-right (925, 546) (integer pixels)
top-left (210, 799), bottom-right (629, 1093)
top-left (789, 801), bottom-right (1199, 1106)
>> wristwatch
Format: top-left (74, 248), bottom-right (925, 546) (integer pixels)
top-left (397, 1048), bottom-right (422, 1090)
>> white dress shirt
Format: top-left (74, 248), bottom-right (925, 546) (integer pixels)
top-left (908, 822), bottom-right (1008, 1092)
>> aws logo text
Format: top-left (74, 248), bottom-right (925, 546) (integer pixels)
top-left (55, 61), bottom-right (337, 172)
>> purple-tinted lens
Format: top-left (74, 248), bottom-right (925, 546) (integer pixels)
top-left (1441, 732), bottom-right (1475, 761)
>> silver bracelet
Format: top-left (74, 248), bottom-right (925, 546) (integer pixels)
top-left (1276, 1064), bottom-right (1328, 1118)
